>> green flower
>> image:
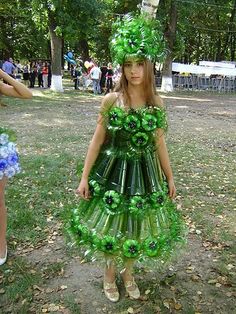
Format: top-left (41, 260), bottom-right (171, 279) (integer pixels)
top-left (131, 132), bottom-right (149, 147)
top-left (129, 195), bottom-right (146, 215)
top-left (123, 239), bottom-right (141, 258)
top-left (89, 180), bottom-right (101, 196)
top-left (110, 14), bottom-right (166, 64)
top-left (108, 107), bottom-right (125, 130)
top-left (143, 237), bottom-right (159, 257)
top-left (103, 190), bottom-right (121, 214)
top-left (153, 107), bottom-right (168, 130)
top-left (100, 235), bottom-right (118, 254)
top-left (141, 113), bottom-right (157, 131)
top-left (72, 223), bottom-right (90, 243)
top-left (150, 191), bottom-right (166, 208)
top-left (124, 114), bottom-right (141, 133)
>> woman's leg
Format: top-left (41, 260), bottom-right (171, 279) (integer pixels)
top-left (104, 256), bottom-right (116, 283)
top-left (0, 177), bottom-right (7, 258)
top-left (120, 259), bottom-right (140, 299)
top-left (103, 256), bottom-right (119, 302)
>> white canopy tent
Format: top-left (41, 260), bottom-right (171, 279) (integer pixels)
top-left (172, 62), bottom-right (236, 76)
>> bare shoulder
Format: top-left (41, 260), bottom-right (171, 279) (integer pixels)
top-left (101, 92), bottom-right (119, 110)
top-left (153, 94), bottom-right (164, 108)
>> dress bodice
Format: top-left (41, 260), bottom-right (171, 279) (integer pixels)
top-left (101, 99), bottom-right (167, 158)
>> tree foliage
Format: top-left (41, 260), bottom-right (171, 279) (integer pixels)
top-left (0, 0), bottom-right (235, 64)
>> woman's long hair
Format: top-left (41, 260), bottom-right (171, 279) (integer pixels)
top-left (114, 59), bottom-right (157, 107)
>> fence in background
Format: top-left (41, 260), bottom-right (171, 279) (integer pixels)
top-left (156, 75), bottom-right (236, 92)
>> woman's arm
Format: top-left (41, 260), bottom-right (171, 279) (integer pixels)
top-left (76, 120), bottom-right (106, 200)
top-left (154, 95), bottom-right (176, 198)
top-left (156, 130), bottom-right (176, 199)
top-left (76, 93), bottom-right (117, 200)
top-left (0, 69), bottom-right (32, 99)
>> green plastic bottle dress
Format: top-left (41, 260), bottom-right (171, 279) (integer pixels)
top-left (68, 101), bottom-right (185, 263)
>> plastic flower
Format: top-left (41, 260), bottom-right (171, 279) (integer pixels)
top-left (131, 132), bottom-right (149, 147)
top-left (100, 235), bottom-right (118, 254)
top-left (123, 239), bottom-right (140, 258)
top-left (74, 223), bottom-right (90, 243)
top-left (150, 191), bottom-right (165, 208)
top-left (89, 180), bottom-right (101, 196)
top-left (108, 107), bottom-right (125, 130)
top-left (143, 237), bottom-right (159, 257)
top-left (103, 190), bottom-right (121, 214)
top-left (129, 195), bottom-right (146, 215)
top-left (154, 107), bottom-right (168, 130)
top-left (110, 14), bottom-right (166, 64)
top-left (141, 113), bottom-right (158, 131)
top-left (124, 114), bottom-right (141, 133)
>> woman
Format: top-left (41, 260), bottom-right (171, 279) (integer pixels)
top-left (42, 62), bottom-right (49, 89)
top-left (0, 68), bottom-right (32, 265)
top-left (68, 14), bottom-right (185, 302)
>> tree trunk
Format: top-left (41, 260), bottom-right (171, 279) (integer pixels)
top-left (161, 0), bottom-right (177, 92)
top-left (141, 0), bottom-right (160, 17)
top-left (48, 12), bottom-right (63, 92)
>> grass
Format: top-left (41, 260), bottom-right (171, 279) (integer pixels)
top-left (0, 87), bottom-right (236, 313)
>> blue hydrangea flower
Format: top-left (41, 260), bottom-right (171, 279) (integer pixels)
top-left (0, 134), bottom-right (9, 145)
top-left (0, 159), bottom-right (7, 171)
top-left (0, 147), bottom-right (9, 158)
top-left (7, 154), bottom-right (19, 165)
top-left (5, 167), bottom-right (16, 178)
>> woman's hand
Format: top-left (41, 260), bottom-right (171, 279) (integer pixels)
top-left (76, 178), bottom-right (90, 200)
top-left (167, 178), bottom-right (176, 199)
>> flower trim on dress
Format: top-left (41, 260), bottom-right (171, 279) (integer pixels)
top-left (68, 205), bottom-right (186, 260)
top-left (103, 190), bottom-right (122, 215)
top-left (129, 195), bottom-right (147, 215)
top-left (101, 105), bottom-right (168, 134)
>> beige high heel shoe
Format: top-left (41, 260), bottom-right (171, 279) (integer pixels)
top-left (120, 268), bottom-right (140, 299)
top-left (103, 258), bottom-right (119, 302)
top-left (103, 280), bottom-right (119, 302)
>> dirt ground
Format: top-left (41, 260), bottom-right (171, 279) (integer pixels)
top-left (1, 90), bottom-right (236, 314)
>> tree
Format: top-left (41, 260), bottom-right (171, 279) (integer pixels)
top-left (160, 0), bottom-right (177, 92)
top-left (31, 0), bottom-right (102, 92)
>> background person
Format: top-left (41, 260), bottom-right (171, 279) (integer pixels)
top-left (0, 68), bottom-right (32, 266)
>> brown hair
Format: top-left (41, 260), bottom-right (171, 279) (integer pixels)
top-left (114, 59), bottom-right (157, 107)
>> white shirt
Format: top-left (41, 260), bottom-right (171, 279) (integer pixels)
top-left (90, 66), bottom-right (101, 80)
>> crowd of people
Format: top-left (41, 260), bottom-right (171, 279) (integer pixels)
top-left (1, 58), bottom-right (52, 89)
top-left (70, 61), bottom-right (121, 95)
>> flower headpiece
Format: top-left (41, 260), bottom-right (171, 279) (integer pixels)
top-left (110, 13), bottom-right (166, 64)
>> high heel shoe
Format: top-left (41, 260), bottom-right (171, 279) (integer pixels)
top-left (103, 280), bottom-right (119, 302)
top-left (120, 269), bottom-right (140, 300)
top-left (0, 246), bottom-right (7, 266)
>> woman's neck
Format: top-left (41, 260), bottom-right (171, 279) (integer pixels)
top-left (127, 85), bottom-right (146, 107)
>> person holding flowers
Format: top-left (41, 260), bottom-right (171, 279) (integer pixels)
top-left (68, 13), bottom-right (185, 302)
top-left (0, 68), bottom-right (32, 266)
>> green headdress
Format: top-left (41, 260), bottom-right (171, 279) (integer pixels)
top-left (110, 13), bottom-right (166, 65)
